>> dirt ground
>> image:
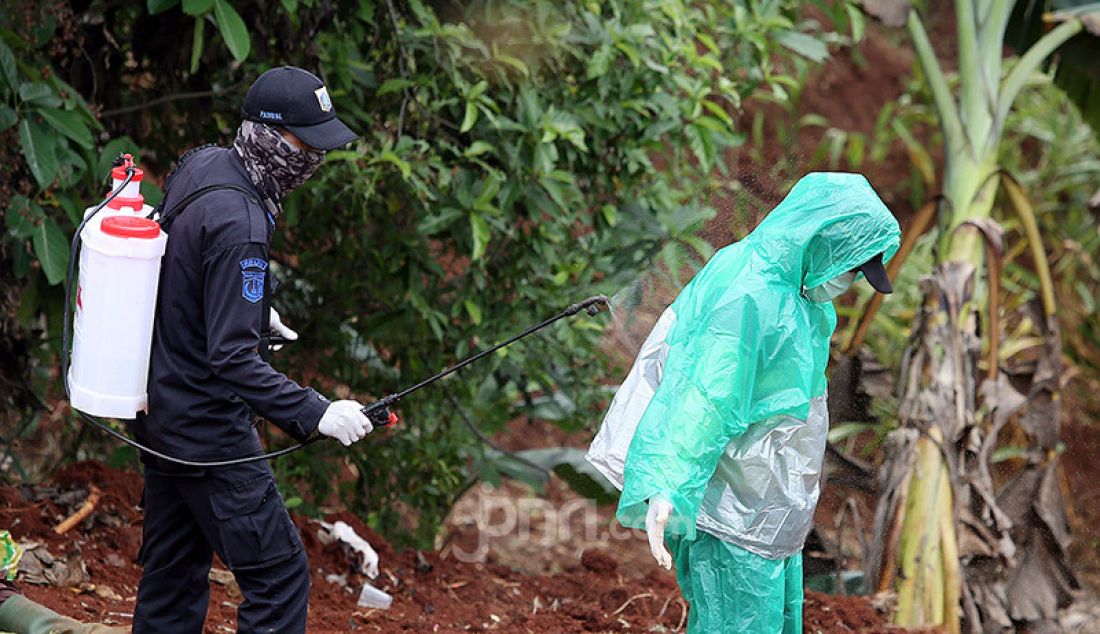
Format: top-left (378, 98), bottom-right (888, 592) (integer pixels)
top-left (1, 461), bottom-right (928, 633)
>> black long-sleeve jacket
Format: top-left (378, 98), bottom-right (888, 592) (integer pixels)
top-left (134, 146), bottom-right (328, 461)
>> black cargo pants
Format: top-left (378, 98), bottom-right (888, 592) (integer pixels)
top-left (132, 456), bottom-right (309, 633)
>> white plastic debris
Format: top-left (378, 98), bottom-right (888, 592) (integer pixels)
top-left (357, 582), bottom-right (393, 609)
top-left (317, 520), bottom-right (380, 579)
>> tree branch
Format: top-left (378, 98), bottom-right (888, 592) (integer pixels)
top-left (99, 88), bottom-right (233, 117)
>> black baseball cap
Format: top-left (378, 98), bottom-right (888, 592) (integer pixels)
top-left (242, 66), bottom-right (358, 151)
top-left (854, 252), bottom-right (893, 294)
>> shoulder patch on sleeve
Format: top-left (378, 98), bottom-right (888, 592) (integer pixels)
top-left (240, 258), bottom-right (268, 303)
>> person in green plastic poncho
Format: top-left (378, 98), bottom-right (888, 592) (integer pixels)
top-left (587, 172), bottom-right (901, 633)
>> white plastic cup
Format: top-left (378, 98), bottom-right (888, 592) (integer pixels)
top-left (357, 583), bottom-right (393, 609)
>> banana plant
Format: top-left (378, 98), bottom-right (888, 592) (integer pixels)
top-left (857, 1), bottom-right (1100, 632)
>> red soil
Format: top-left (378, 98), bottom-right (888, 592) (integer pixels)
top-left (1, 461), bottom-right (918, 632)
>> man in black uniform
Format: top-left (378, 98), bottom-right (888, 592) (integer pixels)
top-left (132, 67), bottom-right (371, 633)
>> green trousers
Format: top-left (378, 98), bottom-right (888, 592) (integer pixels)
top-left (668, 532), bottom-right (802, 634)
top-left (0, 595), bottom-right (128, 634)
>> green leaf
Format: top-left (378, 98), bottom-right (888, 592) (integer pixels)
top-left (38, 108), bottom-right (93, 149)
top-left (0, 37), bottom-right (17, 95)
top-left (18, 82), bottom-right (62, 108)
top-left (464, 141), bottom-right (494, 157)
top-left (892, 119), bottom-right (935, 187)
top-left (463, 299), bottom-right (483, 325)
top-left (701, 99), bottom-right (734, 128)
top-left (512, 448), bottom-right (618, 505)
top-left (469, 213), bottom-right (490, 260)
top-left (485, 449), bottom-right (548, 491)
top-left (7, 195), bottom-right (42, 239)
top-left (0, 105), bottom-right (16, 133)
top-left (325, 150), bottom-right (360, 162)
top-left (32, 217), bottom-right (69, 285)
top-left (19, 119), bottom-right (60, 188)
top-left (279, 0), bottom-right (297, 15)
top-left (697, 32), bottom-right (720, 55)
top-left (377, 78), bottom-right (414, 96)
top-left (369, 149), bottom-right (411, 179)
top-left (494, 52), bottom-right (529, 76)
top-left (418, 207), bottom-right (462, 236)
top-left (147, 0), bottom-right (180, 13)
top-left (776, 31), bottom-right (829, 63)
top-left (460, 101), bottom-right (479, 133)
top-left (587, 45), bottom-right (613, 79)
top-left (827, 422), bottom-right (875, 444)
top-left (693, 114), bottom-right (730, 133)
top-left (183, 0), bottom-right (213, 15)
top-left (600, 204), bottom-right (617, 226)
top-left (846, 1), bottom-right (866, 43)
top-left (213, 0), bottom-right (250, 61)
top-left (190, 16), bottom-right (205, 74)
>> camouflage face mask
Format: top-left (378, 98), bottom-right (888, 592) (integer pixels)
top-left (233, 120), bottom-right (325, 207)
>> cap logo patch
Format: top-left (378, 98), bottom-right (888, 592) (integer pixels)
top-left (314, 86), bottom-right (333, 112)
top-left (259, 110), bottom-right (283, 121)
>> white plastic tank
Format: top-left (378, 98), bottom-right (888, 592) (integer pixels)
top-left (69, 162), bottom-right (167, 419)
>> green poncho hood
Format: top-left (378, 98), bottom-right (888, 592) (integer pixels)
top-left (617, 172), bottom-right (901, 537)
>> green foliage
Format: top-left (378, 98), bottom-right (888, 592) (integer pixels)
top-left (282, 0), bottom-right (833, 546)
top-left (1, 0), bottom-right (838, 545)
top-left (1006, 0), bottom-right (1100, 135)
top-left (0, 10), bottom-right (117, 417)
top-left (146, 0), bottom-right (252, 68)
top-left (997, 72), bottom-right (1100, 373)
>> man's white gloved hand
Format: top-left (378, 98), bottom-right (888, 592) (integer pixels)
top-left (317, 400), bottom-right (372, 446)
top-left (646, 495), bottom-right (674, 570)
top-left (269, 307), bottom-right (298, 351)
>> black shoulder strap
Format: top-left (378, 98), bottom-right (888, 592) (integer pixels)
top-left (150, 184), bottom-right (260, 229)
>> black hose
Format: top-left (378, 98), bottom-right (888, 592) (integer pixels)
top-left (376, 295), bottom-right (610, 405)
top-left (63, 184), bottom-right (608, 468)
top-left (61, 165), bottom-right (322, 467)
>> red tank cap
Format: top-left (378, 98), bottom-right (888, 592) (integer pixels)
top-left (111, 166), bottom-right (144, 182)
top-left (101, 215), bottom-right (161, 240)
top-left (106, 194), bottom-right (145, 211)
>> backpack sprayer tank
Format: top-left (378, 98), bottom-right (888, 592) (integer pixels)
top-left (68, 155), bottom-right (167, 419)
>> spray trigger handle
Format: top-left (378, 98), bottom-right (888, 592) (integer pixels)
top-left (363, 396), bottom-right (399, 429)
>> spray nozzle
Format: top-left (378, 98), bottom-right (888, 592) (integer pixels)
top-left (586, 295), bottom-right (609, 316)
top-left (565, 295), bottom-right (610, 318)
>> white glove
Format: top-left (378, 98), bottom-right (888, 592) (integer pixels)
top-left (269, 307), bottom-right (298, 351)
top-left (318, 400), bottom-right (372, 446)
top-left (646, 495), bottom-right (674, 570)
